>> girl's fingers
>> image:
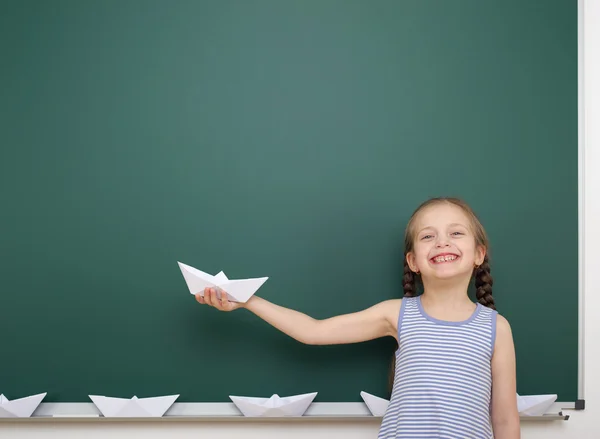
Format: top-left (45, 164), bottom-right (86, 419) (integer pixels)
top-left (201, 288), bottom-right (210, 305)
top-left (195, 288), bottom-right (236, 311)
top-left (220, 292), bottom-right (229, 308)
top-left (205, 289), bottom-right (214, 306)
top-left (211, 288), bottom-right (222, 309)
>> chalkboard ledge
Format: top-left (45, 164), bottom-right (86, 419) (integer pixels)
top-left (0, 414), bottom-right (570, 423)
top-left (0, 402), bottom-right (571, 422)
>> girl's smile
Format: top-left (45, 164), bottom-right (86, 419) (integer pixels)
top-left (429, 253), bottom-right (460, 264)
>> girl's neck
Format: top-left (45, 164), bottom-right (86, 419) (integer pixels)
top-left (420, 277), bottom-right (473, 308)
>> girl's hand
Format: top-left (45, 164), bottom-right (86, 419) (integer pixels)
top-left (195, 287), bottom-right (244, 311)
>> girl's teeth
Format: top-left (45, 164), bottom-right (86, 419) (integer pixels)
top-left (434, 255), bottom-right (457, 263)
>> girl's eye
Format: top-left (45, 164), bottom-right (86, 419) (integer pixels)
top-left (421, 235), bottom-right (433, 240)
top-left (451, 232), bottom-right (464, 236)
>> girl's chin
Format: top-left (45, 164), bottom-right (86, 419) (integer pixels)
top-left (426, 267), bottom-right (474, 280)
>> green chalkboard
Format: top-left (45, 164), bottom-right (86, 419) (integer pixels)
top-left (0, 0), bottom-right (578, 403)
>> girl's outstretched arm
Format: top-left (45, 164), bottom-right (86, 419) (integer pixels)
top-left (196, 288), bottom-right (400, 345)
top-left (490, 315), bottom-right (521, 439)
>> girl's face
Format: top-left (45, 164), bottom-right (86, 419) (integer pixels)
top-left (406, 203), bottom-right (485, 281)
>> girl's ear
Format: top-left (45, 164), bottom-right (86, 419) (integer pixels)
top-left (406, 252), bottom-right (419, 273)
top-left (475, 245), bottom-right (486, 266)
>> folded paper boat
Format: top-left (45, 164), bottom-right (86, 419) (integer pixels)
top-left (0, 392), bottom-right (47, 418)
top-left (516, 393), bottom-right (557, 416)
top-left (229, 392), bottom-right (318, 417)
top-left (88, 394), bottom-right (179, 417)
top-left (178, 261), bottom-right (268, 303)
top-left (360, 391), bottom-right (390, 416)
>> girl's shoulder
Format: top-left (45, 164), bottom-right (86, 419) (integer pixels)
top-left (378, 298), bottom-right (403, 314)
top-left (495, 313), bottom-right (512, 337)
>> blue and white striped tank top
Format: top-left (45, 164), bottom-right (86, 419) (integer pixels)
top-left (378, 296), bottom-right (498, 439)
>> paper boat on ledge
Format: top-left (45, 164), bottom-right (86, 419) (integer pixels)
top-left (229, 392), bottom-right (318, 417)
top-left (360, 391), bottom-right (389, 416)
top-left (178, 261), bottom-right (268, 303)
top-left (88, 394), bottom-right (179, 417)
top-left (517, 393), bottom-right (557, 416)
top-left (0, 392), bottom-right (47, 418)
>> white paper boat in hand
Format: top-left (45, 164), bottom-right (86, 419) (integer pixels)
top-left (516, 393), bottom-right (557, 416)
top-left (88, 394), bottom-right (179, 417)
top-left (0, 392), bottom-right (46, 418)
top-left (229, 392), bottom-right (318, 417)
top-left (360, 391), bottom-right (389, 416)
top-left (178, 261), bottom-right (268, 303)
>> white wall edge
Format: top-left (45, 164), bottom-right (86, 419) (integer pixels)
top-left (577, 0), bottom-right (586, 403)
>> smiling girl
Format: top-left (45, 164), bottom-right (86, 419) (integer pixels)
top-left (196, 197), bottom-right (520, 439)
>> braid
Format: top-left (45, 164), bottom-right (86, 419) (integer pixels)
top-left (403, 257), bottom-right (417, 297)
top-left (475, 255), bottom-right (495, 310)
